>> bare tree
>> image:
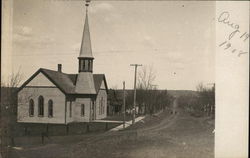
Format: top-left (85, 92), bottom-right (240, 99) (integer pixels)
top-left (196, 82), bottom-right (204, 93)
top-left (136, 65), bottom-right (156, 115)
top-left (137, 65), bottom-right (156, 90)
top-left (1, 69), bottom-right (23, 157)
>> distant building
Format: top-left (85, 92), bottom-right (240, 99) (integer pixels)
top-left (107, 89), bottom-right (124, 115)
top-left (17, 4), bottom-right (108, 124)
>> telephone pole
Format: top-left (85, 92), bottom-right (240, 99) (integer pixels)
top-left (130, 64), bottom-right (142, 124)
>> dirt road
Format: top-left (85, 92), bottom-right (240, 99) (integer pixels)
top-left (10, 108), bottom-right (214, 158)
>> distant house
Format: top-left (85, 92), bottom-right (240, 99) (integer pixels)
top-left (107, 89), bottom-right (123, 115)
top-left (17, 5), bottom-right (108, 124)
top-left (107, 89), bottom-right (135, 115)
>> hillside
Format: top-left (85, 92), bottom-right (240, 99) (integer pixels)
top-left (167, 90), bottom-right (198, 98)
top-left (110, 89), bottom-right (198, 99)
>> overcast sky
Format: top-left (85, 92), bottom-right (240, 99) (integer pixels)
top-left (10, 0), bottom-right (215, 90)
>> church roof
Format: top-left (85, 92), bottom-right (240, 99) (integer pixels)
top-left (18, 68), bottom-right (108, 95)
top-left (79, 10), bottom-right (93, 58)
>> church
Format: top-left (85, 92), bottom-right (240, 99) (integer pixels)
top-left (17, 2), bottom-right (108, 124)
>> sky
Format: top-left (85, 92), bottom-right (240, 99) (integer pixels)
top-left (5, 0), bottom-right (215, 90)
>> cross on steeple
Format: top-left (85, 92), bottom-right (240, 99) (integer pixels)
top-left (85, 0), bottom-right (90, 13)
top-left (85, 0), bottom-right (90, 7)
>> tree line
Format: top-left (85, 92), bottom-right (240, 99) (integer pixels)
top-left (178, 82), bottom-right (215, 117)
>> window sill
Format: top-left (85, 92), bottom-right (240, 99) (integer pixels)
top-left (38, 115), bottom-right (44, 117)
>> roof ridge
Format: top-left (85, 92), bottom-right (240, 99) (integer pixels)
top-left (19, 68), bottom-right (107, 95)
top-left (41, 68), bottom-right (73, 76)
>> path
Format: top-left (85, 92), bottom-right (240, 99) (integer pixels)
top-left (109, 116), bottom-right (145, 131)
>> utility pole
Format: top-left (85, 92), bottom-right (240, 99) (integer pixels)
top-left (123, 81), bottom-right (126, 129)
top-left (130, 64), bottom-right (142, 124)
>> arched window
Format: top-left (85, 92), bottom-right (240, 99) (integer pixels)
top-left (102, 98), bottom-right (105, 114)
top-left (84, 60), bottom-right (89, 71)
top-left (88, 60), bottom-right (91, 71)
top-left (38, 96), bottom-right (44, 116)
top-left (48, 100), bottom-right (53, 117)
top-left (69, 101), bottom-right (72, 118)
top-left (82, 60), bottom-right (85, 71)
top-left (100, 97), bottom-right (104, 115)
top-left (81, 60), bottom-right (84, 71)
top-left (99, 98), bottom-right (101, 115)
top-left (81, 104), bottom-right (85, 116)
top-left (29, 99), bottom-right (34, 116)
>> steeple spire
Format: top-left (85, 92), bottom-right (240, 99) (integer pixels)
top-left (79, 0), bottom-right (93, 58)
top-left (77, 0), bottom-right (94, 73)
top-left (75, 0), bottom-right (96, 94)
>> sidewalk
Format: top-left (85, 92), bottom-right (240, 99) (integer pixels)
top-left (109, 116), bottom-right (145, 131)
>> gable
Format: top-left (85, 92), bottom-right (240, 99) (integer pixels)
top-left (93, 74), bottom-right (108, 94)
top-left (100, 80), bottom-right (106, 89)
top-left (26, 72), bottom-right (56, 87)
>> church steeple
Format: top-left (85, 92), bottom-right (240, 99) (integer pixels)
top-left (78, 1), bottom-right (94, 73)
top-left (75, 0), bottom-right (96, 94)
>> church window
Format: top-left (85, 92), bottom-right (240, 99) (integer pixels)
top-left (48, 100), bottom-right (53, 117)
top-left (81, 104), bottom-right (85, 116)
top-left (82, 60), bottom-right (85, 71)
top-left (102, 99), bottom-right (105, 114)
top-left (29, 99), bottom-right (34, 117)
top-left (84, 60), bottom-right (89, 71)
top-left (80, 60), bottom-right (83, 71)
top-left (100, 97), bottom-right (104, 115)
top-left (99, 100), bottom-right (100, 115)
top-left (69, 101), bottom-right (72, 117)
top-left (78, 59), bottom-right (93, 72)
top-left (88, 60), bottom-right (91, 71)
top-left (38, 96), bottom-right (44, 116)
top-left (91, 60), bottom-right (93, 71)
top-left (99, 98), bottom-right (101, 114)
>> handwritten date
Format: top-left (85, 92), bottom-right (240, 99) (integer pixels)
top-left (219, 40), bottom-right (248, 57)
top-left (218, 11), bottom-right (249, 57)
